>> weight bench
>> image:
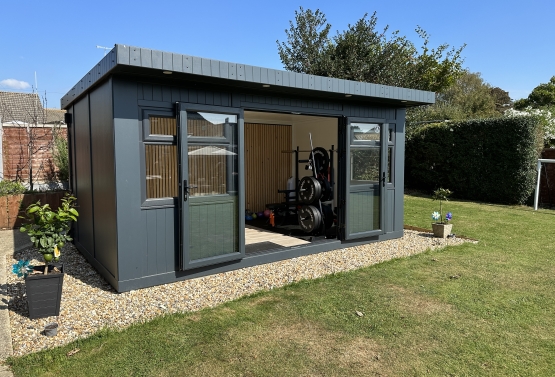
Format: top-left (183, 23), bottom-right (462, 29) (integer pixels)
top-left (265, 189), bottom-right (298, 225)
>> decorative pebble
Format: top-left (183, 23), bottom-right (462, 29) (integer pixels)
top-left (5, 230), bottom-right (474, 357)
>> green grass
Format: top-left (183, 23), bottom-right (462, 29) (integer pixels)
top-left (6, 195), bottom-right (555, 376)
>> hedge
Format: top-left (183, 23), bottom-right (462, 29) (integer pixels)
top-left (405, 116), bottom-right (543, 204)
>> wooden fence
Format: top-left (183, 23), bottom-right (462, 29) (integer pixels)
top-left (0, 191), bottom-right (68, 229)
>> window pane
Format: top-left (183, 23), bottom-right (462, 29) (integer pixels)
top-left (150, 116), bottom-right (176, 136)
top-left (388, 147), bottom-right (392, 183)
top-left (187, 112), bottom-right (237, 138)
top-left (351, 123), bottom-right (380, 141)
top-left (188, 145), bottom-right (237, 196)
top-left (145, 144), bottom-right (178, 198)
top-left (351, 148), bottom-right (380, 182)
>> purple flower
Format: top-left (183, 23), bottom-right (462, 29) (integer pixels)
top-left (445, 212), bottom-right (453, 222)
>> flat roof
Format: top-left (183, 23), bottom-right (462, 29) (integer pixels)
top-left (61, 44), bottom-right (435, 109)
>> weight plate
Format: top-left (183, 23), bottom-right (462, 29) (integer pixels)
top-left (298, 176), bottom-right (322, 204)
top-left (298, 205), bottom-right (322, 233)
top-left (317, 176), bottom-right (332, 202)
top-left (311, 147), bottom-right (330, 174)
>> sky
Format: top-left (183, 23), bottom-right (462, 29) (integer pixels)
top-left (1, 0), bottom-right (553, 109)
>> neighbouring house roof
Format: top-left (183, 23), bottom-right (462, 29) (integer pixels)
top-left (45, 108), bottom-right (66, 124)
top-left (61, 44), bottom-right (435, 109)
top-left (0, 91), bottom-right (65, 124)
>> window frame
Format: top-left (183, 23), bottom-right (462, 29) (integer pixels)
top-left (140, 107), bottom-right (178, 208)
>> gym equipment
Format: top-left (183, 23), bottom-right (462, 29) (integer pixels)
top-left (266, 138), bottom-right (337, 236)
top-left (298, 176), bottom-right (322, 204)
top-left (298, 205), bottom-right (322, 233)
top-left (317, 176), bottom-right (332, 202)
top-left (310, 147), bottom-right (330, 174)
top-left (257, 211), bottom-right (264, 218)
top-left (263, 209), bottom-right (271, 217)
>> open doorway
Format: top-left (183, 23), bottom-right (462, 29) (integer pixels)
top-left (243, 110), bottom-right (339, 255)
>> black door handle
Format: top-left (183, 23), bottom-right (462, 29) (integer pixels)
top-left (183, 180), bottom-right (198, 201)
top-left (382, 172), bottom-right (386, 187)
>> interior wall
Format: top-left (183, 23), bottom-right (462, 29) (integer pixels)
top-left (244, 122), bottom-right (292, 213)
top-left (244, 111), bottom-right (339, 208)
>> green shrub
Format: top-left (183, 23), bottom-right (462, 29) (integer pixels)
top-left (52, 134), bottom-right (69, 181)
top-left (405, 116), bottom-right (543, 204)
top-left (0, 180), bottom-right (26, 197)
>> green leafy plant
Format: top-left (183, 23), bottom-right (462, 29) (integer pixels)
top-left (19, 194), bottom-right (78, 274)
top-left (0, 180), bottom-right (26, 197)
top-left (52, 133), bottom-right (69, 182)
top-left (432, 188), bottom-right (452, 224)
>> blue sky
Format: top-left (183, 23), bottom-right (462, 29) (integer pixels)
top-left (1, 0), bottom-right (553, 109)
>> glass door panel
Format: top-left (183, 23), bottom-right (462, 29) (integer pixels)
top-left (343, 118), bottom-right (387, 240)
top-left (178, 104), bottom-right (244, 270)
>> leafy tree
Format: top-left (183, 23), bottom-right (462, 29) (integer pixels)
top-left (514, 76), bottom-right (555, 109)
top-left (277, 8), bottom-right (466, 93)
top-left (52, 129), bottom-right (69, 182)
top-left (407, 71), bottom-right (503, 127)
top-left (490, 87), bottom-right (512, 113)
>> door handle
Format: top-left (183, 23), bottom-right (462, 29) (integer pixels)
top-left (183, 180), bottom-right (198, 201)
top-left (382, 172), bottom-right (386, 187)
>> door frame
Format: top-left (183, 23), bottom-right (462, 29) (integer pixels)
top-left (341, 116), bottom-right (389, 240)
top-left (177, 103), bottom-right (245, 270)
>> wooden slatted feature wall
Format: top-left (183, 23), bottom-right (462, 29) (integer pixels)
top-left (188, 147), bottom-right (227, 196)
top-left (145, 145), bottom-right (178, 198)
top-left (245, 123), bottom-right (292, 213)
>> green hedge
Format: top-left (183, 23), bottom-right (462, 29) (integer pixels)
top-left (405, 116), bottom-right (543, 204)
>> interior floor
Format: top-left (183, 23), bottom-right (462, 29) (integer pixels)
top-left (245, 225), bottom-right (309, 247)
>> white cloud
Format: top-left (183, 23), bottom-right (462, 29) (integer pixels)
top-left (0, 79), bottom-right (31, 90)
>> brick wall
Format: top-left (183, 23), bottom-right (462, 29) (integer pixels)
top-left (538, 149), bottom-right (555, 207)
top-left (1, 124), bottom-right (66, 184)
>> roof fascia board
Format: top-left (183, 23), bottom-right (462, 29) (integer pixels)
top-left (61, 44), bottom-right (435, 109)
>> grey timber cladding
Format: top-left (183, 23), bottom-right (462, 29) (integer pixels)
top-left (72, 96), bottom-right (95, 260)
top-left (89, 80), bottom-right (118, 278)
top-left (61, 44), bottom-right (435, 109)
top-left (137, 83), bottom-right (232, 107)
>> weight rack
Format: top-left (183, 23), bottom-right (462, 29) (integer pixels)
top-left (278, 144), bottom-right (337, 237)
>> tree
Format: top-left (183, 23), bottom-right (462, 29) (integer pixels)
top-left (277, 8), bottom-right (466, 93)
top-left (490, 87), bottom-right (512, 113)
top-left (514, 76), bottom-right (555, 110)
top-left (407, 71), bottom-right (504, 126)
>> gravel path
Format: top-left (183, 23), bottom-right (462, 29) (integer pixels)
top-left (5, 230), bottom-right (474, 357)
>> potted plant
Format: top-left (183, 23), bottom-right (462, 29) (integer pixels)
top-left (15, 194), bottom-right (79, 319)
top-left (431, 188), bottom-right (453, 238)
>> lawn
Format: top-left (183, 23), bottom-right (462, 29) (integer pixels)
top-left (6, 195), bottom-right (555, 376)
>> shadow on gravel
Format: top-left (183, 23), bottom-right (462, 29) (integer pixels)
top-left (6, 245), bottom-right (116, 319)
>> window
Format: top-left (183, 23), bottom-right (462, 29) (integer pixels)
top-left (145, 142), bottom-right (178, 198)
top-left (142, 110), bottom-right (178, 206)
top-left (387, 124), bottom-right (395, 184)
top-left (186, 112), bottom-right (238, 197)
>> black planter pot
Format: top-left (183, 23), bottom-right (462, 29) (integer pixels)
top-left (24, 264), bottom-right (64, 319)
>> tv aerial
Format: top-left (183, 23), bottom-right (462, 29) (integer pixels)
top-left (96, 45), bottom-right (112, 56)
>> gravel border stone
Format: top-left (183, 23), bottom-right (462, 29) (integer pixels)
top-left (5, 230), bottom-right (475, 357)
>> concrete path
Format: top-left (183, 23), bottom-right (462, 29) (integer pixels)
top-left (0, 229), bottom-right (31, 376)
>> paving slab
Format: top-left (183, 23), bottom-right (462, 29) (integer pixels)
top-left (0, 229), bottom-right (31, 376)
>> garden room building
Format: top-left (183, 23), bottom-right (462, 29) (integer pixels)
top-left (61, 44), bottom-right (435, 292)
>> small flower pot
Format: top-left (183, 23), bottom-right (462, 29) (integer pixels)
top-left (44, 323), bottom-right (59, 337)
top-left (24, 264), bottom-right (64, 319)
top-left (432, 223), bottom-right (453, 239)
